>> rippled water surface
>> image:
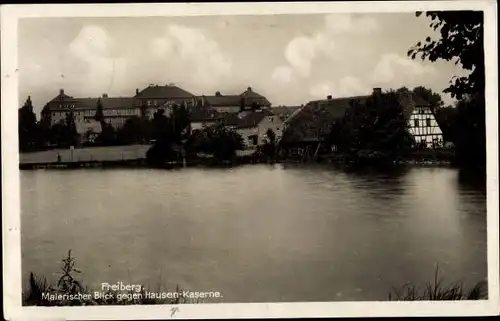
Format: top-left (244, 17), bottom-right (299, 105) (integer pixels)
top-left (21, 164), bottom-right (487, 302)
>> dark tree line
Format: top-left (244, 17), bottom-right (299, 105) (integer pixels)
top-left (327, 90), bottom-right (415, 163)
top-left (409, 10), bottom-right (485, 171)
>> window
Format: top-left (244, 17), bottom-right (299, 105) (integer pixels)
top-left (426, 118), bottom-right (431, 127)
top-left (414, 119), bottom-right (419, 127)
top-left (248, 135), bottom-right (258, 146)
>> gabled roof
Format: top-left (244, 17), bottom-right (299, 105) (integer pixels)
top-left (223, 109), bottom-right (276, 129)
top-left (282, 97), bottom-right (355, 143)
top-left (135, 85), bottom-right (195, 99)
top-left (50, 93), bottom-right (75, 102)
top-left (272, 106), bottom-right (302, 120)
top-left (239, 87), bottom-right (272, 107)
top-left (282, 91), bottom-right (431, 143)
top-left (44, 97), bottom-right (135, 111)
top-left (189, 106), bottom-right (223, 122)
top-left (199, 95), bottom-right (242, 107)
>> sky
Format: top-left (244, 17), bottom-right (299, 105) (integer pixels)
top-left (18, 13), bottom-right (468, 117)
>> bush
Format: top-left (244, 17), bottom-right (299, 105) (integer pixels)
top-left (388, 264), bottom-right (487, 300)
top-left (23, 250), bottom-right (198, 306)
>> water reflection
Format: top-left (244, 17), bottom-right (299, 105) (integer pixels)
top-left (21, 164), bottom-right (487, 302)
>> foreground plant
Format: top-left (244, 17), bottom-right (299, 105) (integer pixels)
top-left (23, 250), bottom-right (198, 306)
top-left (389, 264), bottom-right (487, 301)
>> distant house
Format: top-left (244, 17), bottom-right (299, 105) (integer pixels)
top-left (198, 92), bottom-right (242, 114)
top-left (271, 105), bottom-right (303, 122)
top-left (282, 88), bottom-right (444, 155)
top-left (133, 84), bottom-right (198, 119)
top-left (188, 106), bottom-right (223, 131)
top-left (75, 119), bottom-right (102, 144)
top-left (41, 90), bottom-right (136, 129)
top-left (223, 108), bottom-right (283, 149)
top-left (198, 87), bottom-right (272, 114)
top-left (239, 86), bottom-right (272, 109)
top-left (402, 91), bottom-right (444, 148)
top-left (40, 84), bottom-right (199, 130)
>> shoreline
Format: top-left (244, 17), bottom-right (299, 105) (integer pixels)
top-left (19, 157), bottom-right (455, 170)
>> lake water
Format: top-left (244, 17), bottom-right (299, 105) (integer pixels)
top-left (21, 164), bottom-right (487, 302)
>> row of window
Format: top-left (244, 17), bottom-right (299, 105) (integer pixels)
top-left (414, 118), bottom-right (432, 127)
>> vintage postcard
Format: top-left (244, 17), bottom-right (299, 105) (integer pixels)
top-left (2, 1), bottom-right (499, 319)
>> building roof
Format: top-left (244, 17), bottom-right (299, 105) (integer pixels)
top-left (134, 84), bottom-right (195, 99)
top-left (239, 87), bottom-right (272, 107)
top-left (223, 109), bottom-right (276, 129)
top-left (282, 91), bottom-right (430, 143)
top-left (199, 95), bottom-right (242, 107)
top-left (272, 106), bottom-right (302, 121)
top-left (189, 106), bottom-right (223, 122)
top-left (44, 97), bottom-right (135, 112)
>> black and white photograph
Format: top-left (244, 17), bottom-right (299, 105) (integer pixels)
top-left (2, 1), bottom-right (499, 319)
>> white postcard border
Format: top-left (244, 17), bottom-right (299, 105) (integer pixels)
top-left (2, 1), bottom-right (499, 319)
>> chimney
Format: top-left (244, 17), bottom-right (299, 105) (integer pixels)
top-left (135, 88), bottom-right (139, 95)
top-left (247, 86), bottom-right (252, 91)
top-left (102, 93), bottom-right (108, 98)
top-left (59, 89), bottom-right (64, 95)
top-left (215, 91), bottom-right (221, 97)
top-left (327, 95), bottom-right (332, 100)
top-left (373, 88), bottom-right (382, 96)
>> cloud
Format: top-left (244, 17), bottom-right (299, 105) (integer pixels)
top-left (149, 24), bottom-right (232, 90)
top-left (150, 37), bottom-right (173, 58)
top-left (371, 53), bottom-right (436, 86)
top-left (272, 65), bottom-right (293, 83)
top-left (276, 14), bottom-right (376, 80)
top-left (309, 53), bottom-right (436, 101)
top-left (309, 76), bottom-right (370, 99)
top-left (324, 14), bottom-right (378, 35)
top-left (67, 25), bottom-right (127, 95)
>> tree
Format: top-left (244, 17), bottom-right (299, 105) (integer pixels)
top-left (64, 110), bottom-right (79, 147)
top-left (18, 96), bottom-right (39, 151)
top-left (412, 86), bottom-right (444, 111)
top-left (171, 103), bottom-right (191, 141)
top-left (116, 116), bottom-right (145, 145)
top-left (408, 11), bottom-right (484, 100)
top-left (95, 98), bottom-right (104, 123)
top-left (329, 91), bottom-right (414, 162)
top-left (433, 105), bottom-right (457, 143)
top-left (259, 128), bottom-right (277, 160)
top-left (185, 123), bottom-right (245, 161)
top-left (408, 11), bottom-right (485, 170)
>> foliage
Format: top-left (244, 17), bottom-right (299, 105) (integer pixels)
top-left (95, 122), bottom-right (117, 146)
top-left (18, 96), bottom-right (41, 152)
top-left (95, 98), bottom-right (105, 123)
top-left (63, 111), bottom-right (80, 147)
top-left (412, 86), bottom-right (444, 110)
top-left (23, 250), bottom-right (198, 306)
top-left (116, 116), bottom-right (150, 145)
top-left (146, 104), bottom-right (193, 165)
top-left (409, 11), bottom-right (485, 171)
top-left (257, 128), bottom-right (278, 160)
top-left (454, 95), bottom-right (485, 168)
top-left (389, 264), bottom-right (487, 301)
top-left (408, 11), bottom-right (484, 100)
top-left (328, 91), bottom-right (414, 161)
top-left (433, 105), bottom-right (457, 143)
top-left (186, 123), bottom-right (245, 161)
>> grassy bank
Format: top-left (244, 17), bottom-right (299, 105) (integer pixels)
top-left (388, 265), bottom-right (488, 300)
top-left (23, 251), bottom-right (487, 305)
top-left (23, 250), bottom-right (200, 306)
